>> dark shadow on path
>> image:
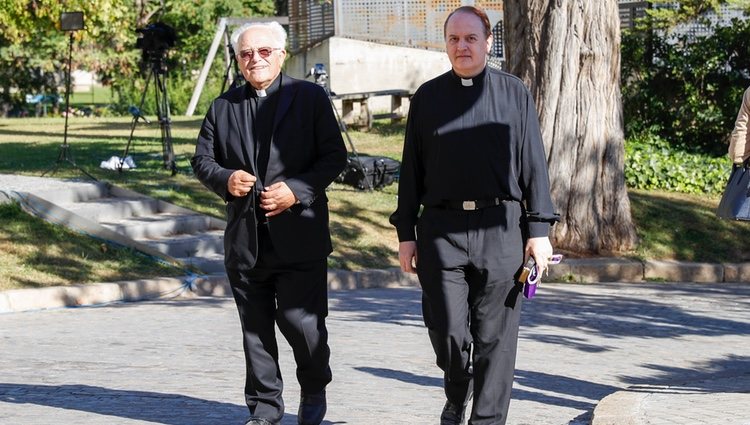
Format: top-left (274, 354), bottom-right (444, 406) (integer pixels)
top-left (353, 365), bottom-right (615, 413)
top-left (513, 369), bottom-right (618, 407)
top-left (520, 283), bottom-right (750, 350)
top-left (329, 287), bottom-right (424, 327)
top-left (332, 284), bottom-right (750, 423)
top-left (329, 284), bottom-right (750, 351)
top-left (0, 383), bottom-right (344, 425)
top-left (619, 354), bottom-right (750, 388)
top-left (354, 366), bottom-right (441, 387)
top-left (0, 383), bottom-right (246, 424)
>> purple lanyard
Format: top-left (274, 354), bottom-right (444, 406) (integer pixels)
top-left (523, 254), bottom-right (563, 299)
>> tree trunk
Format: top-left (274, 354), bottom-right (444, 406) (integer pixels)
top-left (504, 0), bottom-right (638, 254)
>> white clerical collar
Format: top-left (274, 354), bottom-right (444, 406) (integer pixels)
top-left (255, 88), bottom-right (267, 97)
top-left (461, 78), bottom-right (473, 87)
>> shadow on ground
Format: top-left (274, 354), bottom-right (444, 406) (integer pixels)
top-left (0, 382), bottom-right (344, 425)
top-left (0, 383), bottom-right (246, 425)
top-left (330, 284), bottom-right (750, 348)
top-left (329, 284), bottom-right (750, 422)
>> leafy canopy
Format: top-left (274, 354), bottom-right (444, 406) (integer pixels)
top-left (622, 0), bottom-right (750, 155)
top-left (0, 0), bottom-right (276, 113)
top-left (644, 0), bottom-right (750, 30)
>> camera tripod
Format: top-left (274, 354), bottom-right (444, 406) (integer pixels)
top-left (119, 53), bottom-right (176, 175)
top-left (308, 64), bottom-right (373, 191)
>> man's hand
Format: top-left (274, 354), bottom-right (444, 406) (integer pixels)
top-left (525, 237), bottom-right (554, 275)
top-left (259, 182), bottom-right (297, 217)
top-left (399, 241), bottom-right (418, 274)
top-left (228, 170), bottom-right (256, 197)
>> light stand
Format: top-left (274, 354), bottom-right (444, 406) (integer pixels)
top-left (42, 11), bottom-right (96, 180)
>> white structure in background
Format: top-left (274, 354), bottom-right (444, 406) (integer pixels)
top-left (618, 0), bottom-right (748, 36)
top-left (186, 0), bottom-right (505, 126)
top-left (71, 70), bottom-right (97, 92)
top-left (284, 0), bottom-right (505, 93)
top-left (282, 0), bottom-right (504, 127)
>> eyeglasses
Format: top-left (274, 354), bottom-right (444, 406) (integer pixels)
top-left (238, 47), bottom-right (282, 60)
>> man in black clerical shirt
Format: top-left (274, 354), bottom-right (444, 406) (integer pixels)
top-left (192, 21), bottom-right (346, 425)
top-left (390, 6), bottom-right (559, 425)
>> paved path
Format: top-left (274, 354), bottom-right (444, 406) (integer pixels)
top-left (1, 282), bottom-right (750, 425)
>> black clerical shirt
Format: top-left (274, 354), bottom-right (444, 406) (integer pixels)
top-left (249, 74), bottom-right (281, 223)
top-left (250, 74), bottom-right (281, 185)
top-left (390, 67), bottom-right (559, 241)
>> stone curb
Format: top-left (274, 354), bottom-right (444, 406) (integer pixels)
top-left (0, 269), bottom-right (421, 314)
top-left (591, 373), bottom-right (750, 425)
top-left (548, 258), bottom-right (750, 283)
top-left (590, 389), bottom-right (645, 425)
top-left (3, 258), bottom-right (749, 314)
top-left (0, 275), bottom-right (225, 314)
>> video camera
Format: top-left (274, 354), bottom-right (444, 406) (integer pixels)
top-left (308, 63), bottom-right (328, 89)
top-left (136, 22), bottom-right (176, 53)
top-left (136, 22), bottom-right (176, 72)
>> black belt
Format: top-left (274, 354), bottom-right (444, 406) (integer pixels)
top-left (438, 197), bottom-right (509, 211)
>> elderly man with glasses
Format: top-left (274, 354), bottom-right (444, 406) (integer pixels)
top-left (192, 21), bottom-right (346, 425)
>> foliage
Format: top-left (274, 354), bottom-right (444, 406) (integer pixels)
top-left (622, 16), bottom-right (750, 156)
top-left (111, 0), bottom-right (277, 116)
top-left (643, 0), bottom-right (750, 30)
top-left (0, 0), bottom-right (277, 117)
top-left (0, 0), bottom-right (136, 115)
top-left (110, 60), bottom-right (225, 116)
top-left (625, 134), bottom-right (731, 195)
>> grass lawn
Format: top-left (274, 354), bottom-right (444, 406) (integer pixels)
top-left (629, 189), bottom-right (750, 263)
top-left (0, 202), bottom-right (184, 290)
top-left (0, 116), bottom-right (403, 288)
top-left (69, 85), bottom-right (114, 108)
top-left (0, 116), bottom-right (747, 289)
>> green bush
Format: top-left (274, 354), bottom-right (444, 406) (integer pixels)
top-left (111, 60), bottom-right (226, 117)
top-left (622, 18), bottom-right (750, 156)
top-left (625, 134), bottom-right (731, 195)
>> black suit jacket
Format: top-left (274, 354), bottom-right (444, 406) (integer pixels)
top-left (191, 74), bottom-right (346, 269)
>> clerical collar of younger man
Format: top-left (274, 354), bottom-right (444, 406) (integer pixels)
top-left (454, 67), bottom-right (486, 87)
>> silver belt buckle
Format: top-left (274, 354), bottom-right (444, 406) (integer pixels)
top-left (462, 200), bottom-right (476, 210)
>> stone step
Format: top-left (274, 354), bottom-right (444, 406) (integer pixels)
top-left (26, 179), bottom-right (229, 276)
top-left (100, 213), bottom-right (219, 240)
top-left (34, 181), bottom-right (110, 204)
top-left (178, 253), bottom-right (226, 275)
top-left (138, 230), bottom-right (225, 258)
top-left (60, 197), bottom-right (162, 222)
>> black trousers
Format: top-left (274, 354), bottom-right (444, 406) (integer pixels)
top-left (416, 203), bottom-right (525, 425)
top-left (227, 225), bottom-right (332, 423)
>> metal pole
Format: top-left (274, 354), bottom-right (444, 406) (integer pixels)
top-left (62, 32), bottom-right (73, 148)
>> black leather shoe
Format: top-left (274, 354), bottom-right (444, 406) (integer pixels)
top-left (298, 390), bottom-right (327, 425)
top-left (440, 400), bottom-right (466, 425)
top-left (245, 417), bottom-right (277, 425)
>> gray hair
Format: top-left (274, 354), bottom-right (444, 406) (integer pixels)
top-left (231, 21), bottom-right (287, 53)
